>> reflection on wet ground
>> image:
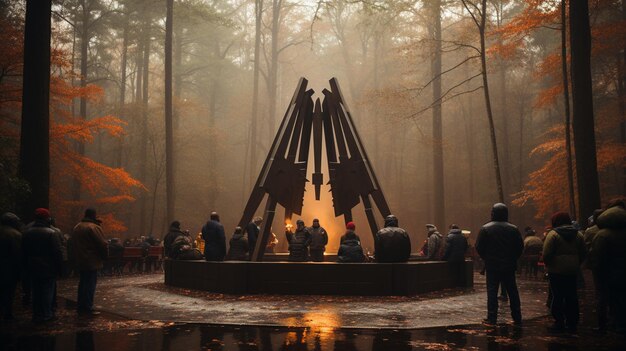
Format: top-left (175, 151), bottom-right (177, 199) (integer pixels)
top-left (2, 321), bottom-right (626, 351)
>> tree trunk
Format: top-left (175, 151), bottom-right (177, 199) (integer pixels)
top-left (268, 0), bottom-right (281, 142)
top-left (430, 0), bottom-right (445, 230)
top-left (478, 0), bottom-right (505, 203)
top-left (115, 15), bottom-right (129, 168)
top-left (165, 0), bottom-right (175, 225)
top-left (569, 0), bottom-right (601, 224)
top-left (249, 0), bottom-right (263, 187)
top-left (139, 22), bottom-right (151, 236)
top-left (561, 0), bottom-right (577, 218)
top-left (18, 0), bottom-right (52, 218)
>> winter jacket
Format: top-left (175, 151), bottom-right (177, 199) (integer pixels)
top-left (309, 225), bottom-right (328, 251)
top-left (375, 216), bottom-right (411, 263)
top-left (286, 228), bottom-right (311, 262)
top-left (0, 213), bottom-right (22, 283)
top-left (171, 235), bottom-right (203, 260)
top-left (163, 226), bottom-right (184, 258)
top-left (523, 235), bottom-right (543, 255)
top-left (227, 232), bottom-right (249, 261)
top-left (337, 239), bottom-right (365, 263)
top-left (542, 225), bottom-right (586, 276)
top-left (476, 203), bottom-right (523, 272)
top-left (592, 206), bottom-right (626, 287)
top-left (71, 218), bottom-right (108, 271)
top-left (202, 220), bottom-right (226, 261)
top-left (22, 220), bottom-right (63, 278)
top-left (443, 229), bottom-right (468, 263)
top-left (245, 222), bottom-right (260, 254)
top-left (340, 231), bottom-right (361, 245)
top-left (426, 232), bottom-right (443, 260)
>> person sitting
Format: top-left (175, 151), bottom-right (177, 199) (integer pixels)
top-left (375, 215), bottom-right (411, 263)
top-left (340, 222), bottom-right (360, 245)
top-left (286, 220), bottom-right (311, 262)
top-left (171, 233), bottom-right (203, 260)
top-left (163, 221), bottom-right (184, 258)
top-left (338, 236), bottom-right (365, 263)
top-left (226, 227), bottom-right (249, 261)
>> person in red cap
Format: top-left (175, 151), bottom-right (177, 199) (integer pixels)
top-left (21, 208), bottom-right (63, 323)
top-left (340, 222), bottom-right (360, 245)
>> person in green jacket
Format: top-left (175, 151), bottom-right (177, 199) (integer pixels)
top-left (592, 200), bottom-right (626, 334)
top-left (543, 212), bottom-right (586, 333)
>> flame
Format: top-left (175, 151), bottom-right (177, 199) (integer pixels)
top-left (285, 220), bottom-right (293, 231)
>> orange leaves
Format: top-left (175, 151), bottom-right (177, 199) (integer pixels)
top-left (51, 115), bottom-right (126, 144)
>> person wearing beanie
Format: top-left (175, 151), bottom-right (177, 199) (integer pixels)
top-left (340, 222), bottom-right (361, 245)
top-left (71, 207), bottom-right (108, 315)
top-left (308, 218), bottom-right (328, 262)
top-left (22, 208), bottom-right (62, 322)
top-left (543, 211), bottom-right (586, 333)
top-left (285, 219), bottom-right (311, 262)
top-left (163, 220), bottom-right (184, 258)
top-left (0, 212), bottom-right (23, 320)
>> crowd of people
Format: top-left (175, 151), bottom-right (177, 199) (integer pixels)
top-left (1, 199), bottom-right (625, 336)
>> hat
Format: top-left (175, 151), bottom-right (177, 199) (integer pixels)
top-left (551, 212), bottom-right (572, 228)
top-left (34, 208), bottom-right (50, 220)
top-left (313, 218), bottom-right (319, 222)
top-left (346, 222), bottom-right (355, 230)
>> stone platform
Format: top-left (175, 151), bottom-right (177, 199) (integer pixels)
top-left (164, 259), bottom-right (473, 295)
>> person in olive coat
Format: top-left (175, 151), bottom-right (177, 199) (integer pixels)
top-left (226, 227), bottom-right (249, 261)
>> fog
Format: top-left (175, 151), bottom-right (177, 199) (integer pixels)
top-left (1, 0), bottom-right (624, 252)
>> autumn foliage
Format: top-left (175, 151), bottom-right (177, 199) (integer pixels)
top-left (0, 14), bottom-right (143, 233)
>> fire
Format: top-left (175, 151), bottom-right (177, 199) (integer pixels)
top-left (285, 220), bottom-right (294, 232)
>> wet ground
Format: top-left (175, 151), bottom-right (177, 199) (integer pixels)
top-left (1, 272), bottom-right (625, 350)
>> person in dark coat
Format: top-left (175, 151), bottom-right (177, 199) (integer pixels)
top-left (202, 212), bottom-right (226, 261)
top-left (475, 203), bottom-right (523, 326)
top-left (245, 216), bottom-right (263, 256)
top-left (425, 224), bottom-right (444, 260)
top-left (375, 215), bottom-right (411, 263)
top-left (0, 212), bottom-right (22, 321)
top-left (286, 220), bottom-right (311, 262)
top-left (340, 222), bottom-right (360, 245)
top-left (592, 200), bottom-right (626, 334)
top-left (308, 218), bottom-right (328, 262)
top-left (337, 236), bottom-right (365, 263)
top-left (443, 225), bottom-right (468, 263)
top-left (22, 208), bottom-right (63, 323)
top-left (226, 227), bottom-right (249, 261)
top-left (543, 211), bottom-right (586, 333)
top-left (72, 208), bottom-right (108, 315)
top-left (163, 221), bottom-right (184, 258)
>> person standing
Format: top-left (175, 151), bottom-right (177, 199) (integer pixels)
top-left (543, 212), bottom-right (586, 333)
top-left (22, 208), bottom-right (62, 322)
top-left (72, 208), bottom-right (108, 315)
top-left (0, 212), bottom-right (22, 321)
top-left (286, 220), bottom-right (311, 262)
top-left (425, 224), bottom-right (443, 260)
top-left (308, 218), bottom-right (328, 262)
top-left (245, 216), bottom-right (263, 256)
top-left (442, 224), bottom-right (468, 263)
top-left (522, 227), bottom-right (544, 278)
top-left (475, 203), bottom-right (523, 326)
top-left (592, 200), bottom-right (626, 334)
top-left (375, 215), bottom-right (411, 263)
top-left (202, 212), bottom-right (226, 261)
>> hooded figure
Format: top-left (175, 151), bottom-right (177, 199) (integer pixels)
top-left (374, 215), bottom-right (411, 263)
top-left (592, 203), bottom-right (626, 333)
top-left (443, 225), bottom-right (468, 263)
top-left (163, 221), bottom-right (184, 258)
top-left (475, 203), bottom-right (523, 326)
top-left (286, 219), bottom-right (312, 262)
top-left (226, 227), bottom-right (249, 261)
top-left (426, 224), bottom-right (443, 260)
top-left (308, 219), bottom-right (328, 262)
top-left (543, 211), bottom-right (586, 333)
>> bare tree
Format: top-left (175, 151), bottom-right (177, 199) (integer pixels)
top-left (165, 0), bottom-right (175, 224)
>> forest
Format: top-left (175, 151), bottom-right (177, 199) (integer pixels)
top-left (0, 0), bottom-right (624, 252)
